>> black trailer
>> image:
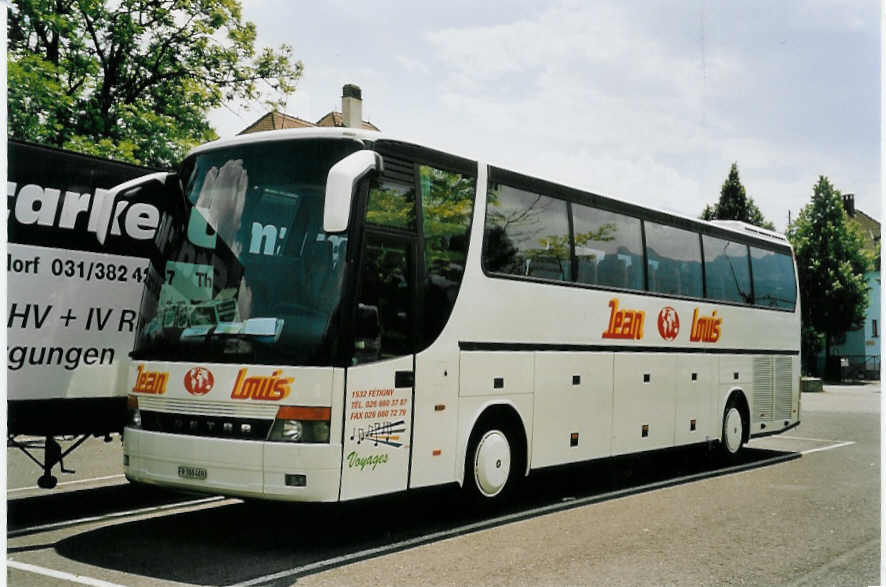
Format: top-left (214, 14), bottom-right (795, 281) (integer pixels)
top-left (8, 138), bottom-right (165, 488)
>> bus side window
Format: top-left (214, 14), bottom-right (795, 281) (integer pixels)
top-left (703, 236), bottom-right (752, 304)
top-left (483, 184), bottom-right (570, 281)
top-left (366, 178), bottom-right (416, 230)
top-left (576, 255), bottom-right (597, 283)
top-left (418, 164), bottom-right (475, 348)
top-left (750, 247), bottom-right (797, 310)
top-left (354, 236), bottom-right (416, 363)
top-left (644, 221), bottom-right (703, 298)
top-left (598, 254), bottom-right (627, 288)
top-left (571, 204), bottom-right (643, 291)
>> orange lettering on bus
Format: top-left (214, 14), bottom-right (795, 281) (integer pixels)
top-left (602, 298), bottom-right (645, 340)
top-left (231, 368), bottom-right (293, 401)
top-left (689, 308), bottom-right (722, 343)
top-left (132, 364), bottom-right (169, 395)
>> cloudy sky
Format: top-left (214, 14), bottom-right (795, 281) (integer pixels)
top-left (208, 0), bottom-right (880, 232)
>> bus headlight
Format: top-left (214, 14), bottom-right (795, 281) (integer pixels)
top-left (127, 396), bottom-right (142, 429)
top-left (268, 406), bottom-right (331, 443)
top-left (281, 420), bottom-right (304, 441)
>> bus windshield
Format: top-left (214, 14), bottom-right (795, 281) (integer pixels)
top-left (133, 138), bottom-right (362, 365)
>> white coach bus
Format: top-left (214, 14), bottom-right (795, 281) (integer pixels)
top-left (118, 128), bottom-right (800, 503)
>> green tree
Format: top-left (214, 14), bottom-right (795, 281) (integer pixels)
top-left (701, 163), bottom-right (776, 231)
top-left (419, 165), bottom-right (475, 267)
top-left (9, 0), bottom-right (302, 167)
top-left (786, 176), bottom-right (871, 375)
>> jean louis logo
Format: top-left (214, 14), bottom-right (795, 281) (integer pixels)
top-left (230, 368), bottom-right (292, 401)
top-left (184, 367), bottom-right (214, 396)
top-left (690, 308), bottom-right (722, 343)
top-left (657, 306), bottom-right (680, 341)
top-left (132, 364), bottom-right (168, 395)
top-left (602, 298), bottom-right (645, 340)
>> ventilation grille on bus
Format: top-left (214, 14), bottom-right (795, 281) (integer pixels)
top-left (753, 356), bottom-right (795, 422)
top-left (377, 151), bottom-right (414, 185)
top-left (774, 357), bottom-right (793, 420)
top-left (136, 396), bottom-right (278, 420)
top-left (140, 411), bottom-right (272, 441)
top-left (753, 357), bottom-right (774, 420)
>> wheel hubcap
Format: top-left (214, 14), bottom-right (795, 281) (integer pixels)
top-left (474, 430), bottom-right (511, 497)
top-left (724, 407), bottom-right (743, 453)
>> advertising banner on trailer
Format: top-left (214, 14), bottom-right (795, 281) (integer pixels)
top-left (7, 139), bottom-right (166, 435)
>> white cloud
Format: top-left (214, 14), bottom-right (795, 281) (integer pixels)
top-left (421, 3), bottom-right (720, 219)
top-left (790, 0), bottom-right (873, 31)
top-left (396, 55), bottom-right (430, 75)
top-left (426, 2), bottom-right (708, 106)
top-left (420, 0), bottom-right (879, 228)
top-left (204, 0), bottom-right (879, 229)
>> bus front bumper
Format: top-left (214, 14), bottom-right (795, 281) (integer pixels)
top-left (123, 428), bottom-right (342, 502)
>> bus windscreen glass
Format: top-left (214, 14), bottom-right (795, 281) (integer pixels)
top-left (133, 139), bottom-right (361, 365)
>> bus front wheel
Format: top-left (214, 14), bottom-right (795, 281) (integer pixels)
top-left (719, 399), bottom-right (746, 460)
top-left (465, 425), bottom-right (517, 503)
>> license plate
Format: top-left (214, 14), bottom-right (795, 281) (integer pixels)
top-left (178, 465), bottom-right (207, 481)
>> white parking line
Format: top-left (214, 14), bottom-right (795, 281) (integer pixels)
top-left (10, 441), bottom-right (854, 587)
top-left (7, 474), bottom-right (126, 494)
top-left (231, 452), bottom-right (800, 587)
top-left (800, 440), bottom-right (856, 455)
top-left (778, 435), bottom-right (850, 443)
top-left (7, 559), bottom-right (125, 586)
top-left (8, 495), bottom-right (229, 538)
top-left (751, 435), bottom-right (855, 455)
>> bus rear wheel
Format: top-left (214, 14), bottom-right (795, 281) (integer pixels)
top-left (719, 399), bottom-right (746, 460)
top-left (465, 425), bottom-right (517, 503)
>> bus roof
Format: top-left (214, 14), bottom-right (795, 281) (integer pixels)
top-left (189, 127), bottom-right (791, 249)
top-left (187, 127), bottom-right (382, 156)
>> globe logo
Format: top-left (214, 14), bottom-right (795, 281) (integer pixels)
top-left (184, 367), bottom-right (214, 395)
top-left (657, 307), bottom-right (680, 341)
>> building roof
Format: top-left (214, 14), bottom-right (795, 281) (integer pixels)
top-left (315, 111), bottom-right (380, 131)
top-left (238, 111), bottom-right (315, 135)
top-left (847, 208), bottom-right (881, 256)
top-left (239, 110), bottom-right (379, 135)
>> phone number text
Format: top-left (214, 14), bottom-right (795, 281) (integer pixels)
top-left (51, 258), bottom-right (149, 283)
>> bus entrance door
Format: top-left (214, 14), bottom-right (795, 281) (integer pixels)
top-left (341, 231), bottom-right (417, 500)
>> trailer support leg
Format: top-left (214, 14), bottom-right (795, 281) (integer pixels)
top-left (37, 437), bottom-right (62, 489)
top-left (8, 434), bottom-right (93, 489)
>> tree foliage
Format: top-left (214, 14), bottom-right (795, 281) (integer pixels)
top-left (531, 225), bottom-right (616, 264)
top-left (366, 166), bottom-right (476, 270)
top-left (9, 0), bottom-right (303, 167)
top-left (701, 163), bottom-right (776, 231)
top-left (419, 166), bottom-right (475, 268)
top-left (786, 176), bottom-right (871, 365)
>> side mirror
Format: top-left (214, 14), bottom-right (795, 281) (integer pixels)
top-left (94, 171), bottom-right (176, 245)
top-left (323, 150), bottom-right (383, 233)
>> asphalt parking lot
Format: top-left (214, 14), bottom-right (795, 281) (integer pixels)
top-left (6, 381), bottom-right (880, 586)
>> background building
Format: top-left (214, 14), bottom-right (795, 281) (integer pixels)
top-left (239, 84), bottom-right (379, 134)
top-left (825, 194), bottom-right (880, 379)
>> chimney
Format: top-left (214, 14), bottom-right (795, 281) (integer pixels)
top-left (342, 84), bottom-right (362, 129)
top-left (842, 193), bottom-right (855, 217)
